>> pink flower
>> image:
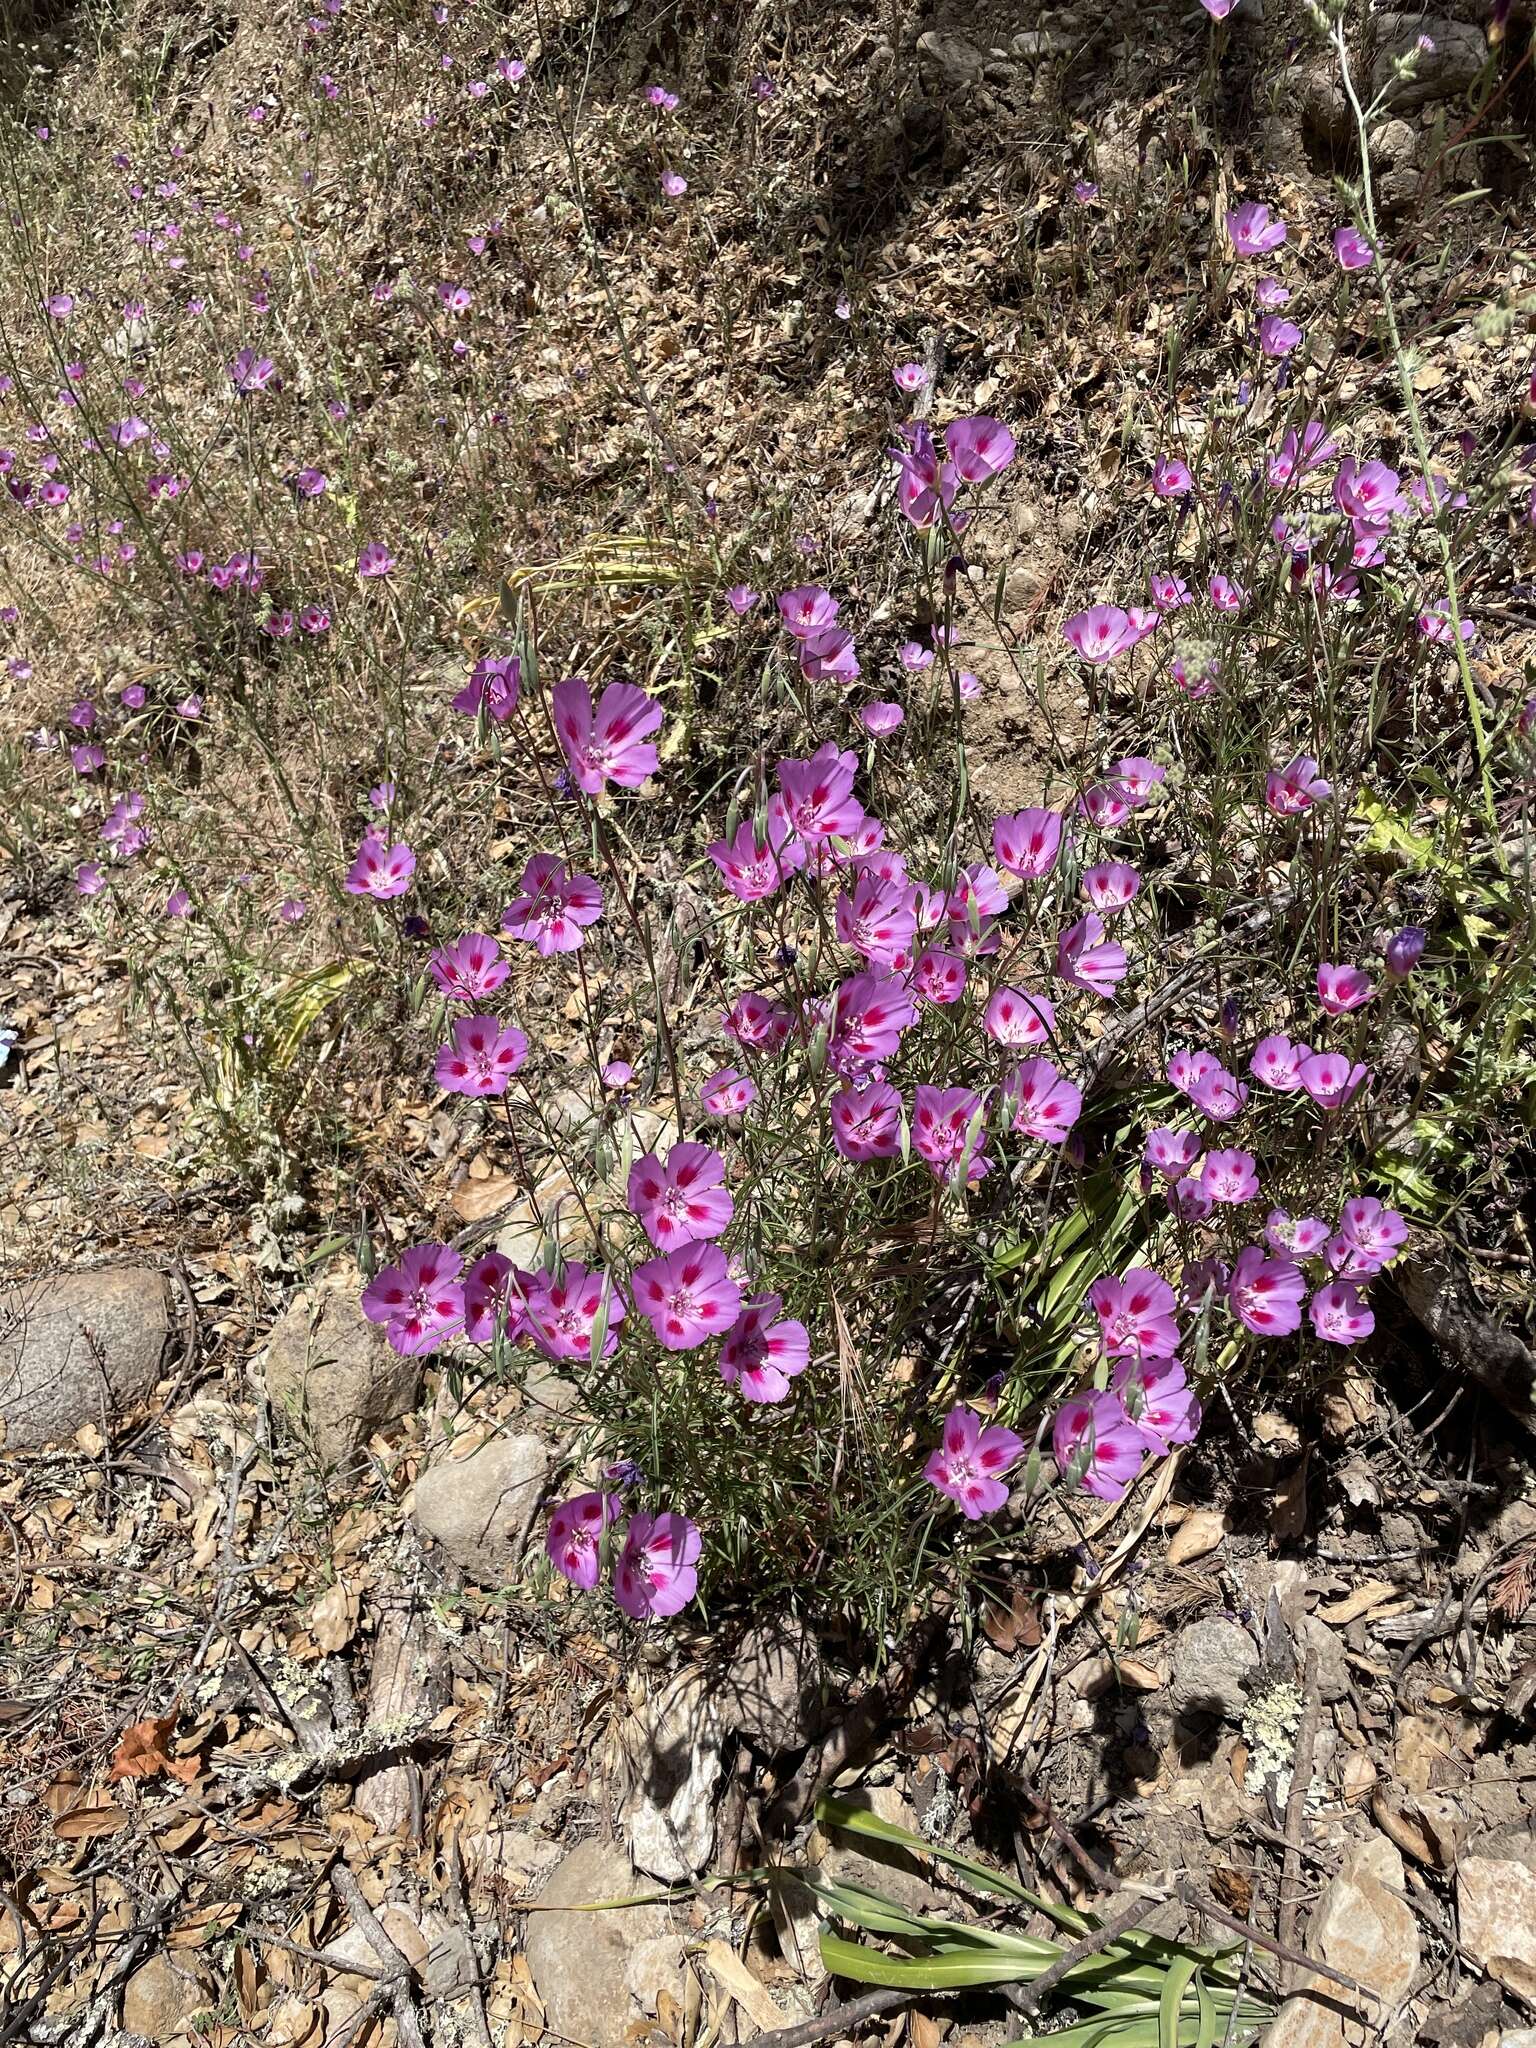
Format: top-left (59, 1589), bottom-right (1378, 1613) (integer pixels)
top-left (361, 1243), bottom-right (464, 1355)
top-left (1170, 1174), bottom-right (1213, 1225)
top-left (633, 1240), bottom-right (742, 1350)
top-left (552, 676), bottom-right (663, 794)
top-left (76, 862), bottom-right (105, 895)
top-left (1202, 1147), bottom-right (1259, 1203)
top-left (435, 1014), bottom-right (528, 1095)
top-left (1052, 1391), bottom-right (1146, 1502)
top-left (912, 1084), bottom-right (990, 1184)
top-left (993, 807), bottom-right (1064, 879)
top-left (1064, 604), bottom-right (1134, 664)
top-left (453, 654), bottom-right (521, 721)
top-left (701, 1068), bottom-right (756, 1115)
top-left (1417, 604), bottom-right (1476, 646)
top-left (1209, 572), bottom-right (1247, 613)
top-left (838, 869), bottom-right (917, 968)
top-left (1297, 1051), bottom-right (1370, 1109)
top-left (830, 1078), bottom-right (903, 1161)
top-left (1226, 201), bottom-right (1286, 257)
top-left (547, 1492), bottom-right (621, 1589)
top-left (1249, 1033), bottom-right (1309, 1092)
top-left (1334, 458), bottom-right (1402, 523)
top-left (708, 806), bottom-right (805, 901)
top-left (777, 585), bottom-right (840, 638)
top-left (1227, 1246), bottom-right (1307, 1337)
top-left (1265, 1210), bottom-right (1330, 1258)
top-left (1258, 316), bottom-right (1302, 358)
top-left (859, 700), bottom-right (905, 734)
top-left (1318, 962), bottom-right (1374, 1014)
top-left (725, 584), bottom-right (760, 615)
top-left (1152, 454), bottom-right (1194, 497)
top-left (462, 1252), bottom-right (536, 1344)
top-left (1167, 1048), bottom-right (1248, 1121)
top-left (614, 1511), bottom-right (701, 1620)
top-left (892, 361), bottom-right (929, 393)
top-left (428, 932), bottom-right (509, 1002)
top-left (724, 990), bottom-right (793, 1052)
top-left (1089, 1269), bottom-right (1180, 1360)
top-left (1112, 1356), bottom-right (1201, 1452)
top-left (1150, 570), bottom-right (1192, 612)
top-left (1309, 1281), bottom-right (1375, 1345)
top-left (720, 1294), bottom-right (809, 1403)
top-left (888, 421), bottom-right (959, 530)
top-left (527, 1262), bottom-right (625, 1361)
top-left (1082, 862), bottom-right (1139, 913)
top-left (1332, 225), bottom-right (1374, 272)
top-left (911, 947), bottom-right (968, 1005)
top-left (1112, 756), bottom-right (1165, 805)
top-left (230, 347), bottom-right (278, 393)
top-left (945, 863), bottom-right (1008, 954)
top-left (831, 971), bottom-right (916, 1072)
top-left (1267, 422), bottom-right (1338, 488)
top-left (1265, 756), bottom-right (1332, 815)
top-left (1143, 1128), bottom-right (1202, 1180)
top-left (1056, 914), bottom-right (1127, 996)
top-left (1005, 1058), bottom-right (1082, 1143)
top-left (1338, 1196), bottom-right (1407, 1267)
top-left (71, 743), bottom-right (105, 774)
top-left (1200, 0), bottom-right (1239, 17)
top-left (798, 626), bottom-right (861, 685)
top-left (356, 541), bottom-right (396, 578)
top-left (628, 1142), bottom-right (734, 1250)
top-left (345, 834), bottom-right (415, 898)
top-left (925, 1405), bottom-right (1023, 1519)
top-left (984, 987), bottom-right (1056, 1050)
top-left (944, 414), bottom-right (1016, 482)
top-left (502, 854), bottom-right (603, 955)
top-left (778, 743), bottom-right (865, 842)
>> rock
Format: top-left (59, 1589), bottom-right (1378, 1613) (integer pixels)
top-left (411, 1434), bottom-right (550, 1583)
top-left (524, 1839), bottom-right (679, 2044)
top-left (263, 1265), bottom-right (420, 1464)
top-left (1299, 1613), bottom-right (1350, 1704)
top-left (1375, 116), bottom-right (1418, 167)
top-left (916, 30), bottom-right (989, 89)
top-left (1010, 30), bottom-right (1064, 58)
top-left (1266, 1837), bottom-right (1419, 2048)
top-left (614, 1668), bottom-right (723, 1881)
top-left (1169, 1616), bottom-right (1259, 1722)
top-left (624, 1932), bottom-right (689, 2017)
top-left (1372, 15), bottom-right (1484, 112)
top-left (1, 1268), bottom-right (172, 1452)
top-left (121, 1953), bottom-right (209, 2036)
top-left (718, 1623), bottom-right (823, 1751)
top-left (1459, 1856), bottom-right (1536, 1998)
top-left (460, 1824), bottom-right (564, 1891)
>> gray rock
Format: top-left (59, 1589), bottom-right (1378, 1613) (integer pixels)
top-left (263, 1265), bottom-right (420, 1464)
top-left (1266, 1837), bottom-right (1419, 2048)
top-left (524, 1839), bottom-right (679, 2044)
top-left (1011, 30), bottom-right (1065, 58)
top-left (719, 1623), bottom-right (823, 1751)
top-left (1169, 1616), bottom-right (1259, 1722)
top-left (121, 1952), bottom-right (209, 2036)
top-left (1299, 1613), bottom-right (1350, 1705)
top-left (412, 1434), bottom-right (550, 1582)
top-left (1459, 1856), bottom-right (1536, 1999)
top-left (614, 1669), bottom-right (723, 1882)
top-left (0, 1268), bottom-right (172, 1451)
top-left (917, 30), bottom-right (989, 89)
top-left (1372, 15), bottom-right (1484, 112)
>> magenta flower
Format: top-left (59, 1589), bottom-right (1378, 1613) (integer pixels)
top-left (925, 1405), bottom-right (1023, 1519)
top-left (1417, 604), bottom-right (1476, 647)
top-left (614, 1511), bottom-right (700, 1620)
top-left (1318, 962), bottom-right (1374, 1015)
top-left (831, 971), bottom-right (916, 1072)
top-left (1152, 454), bottom-right (1194, 497)
top-left (1255, 278), bottom-right (1290, 309)
top-left (1209, 572), bottom-right (1247, 613)
top-left (777, 585), bottom-right (839, 638)
top-left (502, 853), bottom-right (603, 955)
top-left (1332, 225), bottom-right (1374, 272)
top-left (428, 932), bottom-right (509, 1002)
top-left (1249, 1033), bottom-right (1309, 1092)
top-left (526, 1265), bottom-right (625, 1362)
top-left (1167, 1048), bottom-right (1248, 1121)
top-left (1297, 1051), bottom-right (1370, 1109)
top-left (1224, 1247), bottom-right (1308, 1338)
top-left (230, 347), bottom-right (278, 394)
top-left (462, 1252), bottom-right (535, 1344)
top-left (1113, 1356), bottom-right (1201, 1452)
top-left (435, 1014), bottom-right (528, 1095)
top-left (830, 1078), bottom-right (903, 1162)
top-left (797, 624), bottom-right (861, 685)
top-left (1199, 0), bottom-right (1239, 17)
top-left (1089, 1268), bottom-right (1180, 1361)
top-left (708, 806), bottom-right (804, 902)
top-left (984, 987), bottom-right (1055, 1050)
top-left (345, 834), bottom-right (415, 899)
top-left (1082, 861), bottom-right (1139, 914)
top-left (1268, 421), bottom-right (1338, 488)
top-left (1052, 1390), bottom-right (1146, 1502)
top-left (1384, 927), bottom-right (1426, 978)
top-left (1202, 1148), bottom-right (1259, 1204)
top-left (633, 1239), bottom-right (742, 1350)
top-left (1309, 1281), bottom-right (1374, 1345)
top-left (1005, 1058), bottom-right (1082, 1143)
top-left (71, 743), bottom-right (105, 775)
top-left (295, 466), bottom-right (328, 496)
top-left (547, 1492), bottom-right (621, 1589)
top-left (837, 869), bottom-right (917, 968)
top-left (725, 584), bottom-right (760, 615)
top-left (1144, 1127), bottom-right (1202, 1179)
top-left (993, 807), bottom-right (1063, 879)
top-left (453, 653), bottom-right (521, 721)
top-left (1259, 316), bottom-right (1303, 358)
top-left (720, 1294), bottom-right (809, 1403)
top-left (892, 361), bottom-right (929, 393)
top-left (628, 1142), bottom-right (734, 1250)
top-left (1265, 755), bottom-right (1332, 815)
top-left (1338, 1196), bottom-right (1407, 1267)
top-left (361, 1243), bottom-right (464, 1355)
top-left (944, 414), bottom-right (1016, 482)
top-left (1226, 202), bottom-right (1286, 257)
top-left (724, 990), bottom-right (793, 1052)
top-left (945, 863), bottom-right (1007, 954)
top-left (1265, 1210), bottom-right (1330, 1258)
top-left (888, 420), bottom-right (959, 530)
top-left (552, 676), bottom-right (663, 794)
top-left (356, 541), bottom-right (396, 578)
top-left (1149, 570), bottom-right (1192, 613)
top-left (701, 1067), bottom-right (757, 1115)
top-left (1334, 458), bottom-right (1402, 523)
top-left (437, 282), bottom-right (473, 313)
top-left (277, 897), bottom-right (306, 924)
top-left (778, 743), bottom-right (865, 842)
top-left (1056, 914), bottom-right (1127, 997)
top-left (858, 700), bottom-right (906, 734)
top-left (912, 947), bottom-right (968, 1005)
top-left (1064, 603), bottom-right (1134, 664)
top-left (912, 1084), bottom-right (990, 1185)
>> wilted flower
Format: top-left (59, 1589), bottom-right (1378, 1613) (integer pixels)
top-left (725, 584), bottom-right (760, 615)
top-left (230, 347), bottom-right (278, 393)
top-left (1384, 926), bottom-right (1426, 977)
top-left (925, 1405), bottom-right (1023, 1519)
top-left (1056, 913), bottom-right (1127, 996)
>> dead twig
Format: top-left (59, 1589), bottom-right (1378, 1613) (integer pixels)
top-left (1009, 1892), bottom-right (1163, 2017)
top-left (329, 1863), bottom-right (429, 2048)
top-left (746, 1986), bottom-right (911, 2048)
top-left (1277, 1647), bottom-right (1321, 1990)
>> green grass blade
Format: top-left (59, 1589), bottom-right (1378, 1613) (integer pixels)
top-left (818, 1931), bottom-right (1033, 1991)
top-left (1159, 1958), bottom-right (1200, 2048)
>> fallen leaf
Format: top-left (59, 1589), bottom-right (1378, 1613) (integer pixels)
top-left (700, 1940), bottom-right (789, 2033)
top-left (981, 1584), bottom-right (1043, 1654)
top-left (54, 1803), bottom-right (130, 1841)
top-left (1167, 1508), bottom-right (1226, 1567)
top-left (450, 1172), bottom-right (521, 1224)
top-left (110, 1710), bottom-right (199, 1786)
top-left (310, 1579), bottom-right (360, 1655)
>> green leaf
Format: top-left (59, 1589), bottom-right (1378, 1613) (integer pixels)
top-left (1159, 1957), bottom-right (1200, 2048)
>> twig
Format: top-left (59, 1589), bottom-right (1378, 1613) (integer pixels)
top-left (1277, 1646), bottom-right (1321, 1990)
top-left (329, 1864), bottom-right (429, 2048)
top-left (1174, 1881), bottom-right (1364, 1999)
top-left (447, 1833), bottom-right (495, 2048)
top-left (1009, 1892), bottom-right (1163, 2017)
top-left (746, 1986), bottom-right (911, 2048)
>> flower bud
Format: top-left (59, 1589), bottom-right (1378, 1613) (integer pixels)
top-left (1384, 926), bottom-right (1426, 978)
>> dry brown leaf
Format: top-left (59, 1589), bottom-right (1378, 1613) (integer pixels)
top-left (110, 1710), bottom-right (199, 1786)
top-left (310, 1579), bottom-right (360, 1655)
top-left (1166, 1508), bottom-right (1226, 1568)
top-left (450, 1172), bottom-right (521, 1224)
top-left (1318, 1580), bottom-right (1399, 1625)
top-left (54, 1803), bottom-right (130, 1841)
top-left (700, 1940), bottom-right (790, 2033)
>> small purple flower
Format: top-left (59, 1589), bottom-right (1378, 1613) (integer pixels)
top-left (1333, 226), bottom-right (1375, 272)
top-left (357, 541), bottom-right (396, 579)
top-left (1226, 202), bottom-right (1287, 258)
